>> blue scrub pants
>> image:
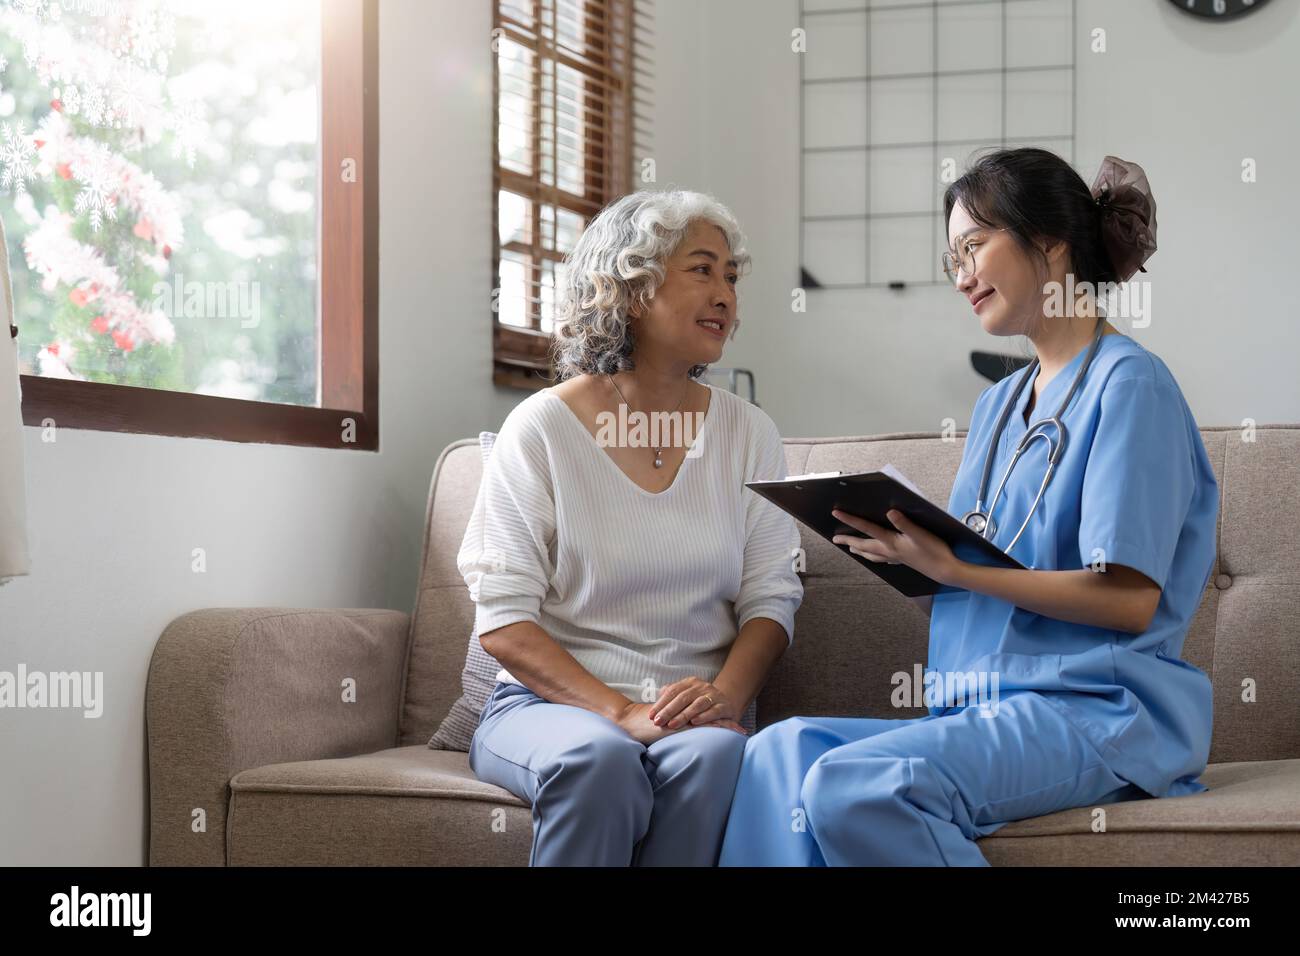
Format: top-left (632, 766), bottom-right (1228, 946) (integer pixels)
top-left (718, 690), bottom-right (1148, 866)
top-left (469, 680), bottom-right (748, 866)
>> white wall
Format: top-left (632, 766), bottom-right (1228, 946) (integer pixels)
top-left (1, 0), bottom-right (1296, 867)
top-left (660, 0), bottom-right (1300, 438)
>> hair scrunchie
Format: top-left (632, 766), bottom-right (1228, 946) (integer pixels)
top-left (1090, 155), bottom-right (1157, 283)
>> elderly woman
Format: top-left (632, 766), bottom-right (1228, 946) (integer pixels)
top-left (459, 189), bottom-right (803, 866)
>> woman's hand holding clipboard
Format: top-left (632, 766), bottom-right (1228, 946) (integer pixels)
top-left (745, 466), bottom-right (1025, 597)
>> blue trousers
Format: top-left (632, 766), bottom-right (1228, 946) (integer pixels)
top-left (718, 690), bottom-right (1148, 866)
top-left (469, 680), bottom-right (748, 866)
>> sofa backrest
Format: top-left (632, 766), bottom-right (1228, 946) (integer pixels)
top-left (398, 426), bottom-right (1300, 765)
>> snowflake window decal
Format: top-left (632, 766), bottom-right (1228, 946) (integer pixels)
top-left (1, 0), bottom-right (207, 376)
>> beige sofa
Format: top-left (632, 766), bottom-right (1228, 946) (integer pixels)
top-left (146, 426), bottom-right (1300, 865)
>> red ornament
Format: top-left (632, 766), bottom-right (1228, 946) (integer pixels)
top-left (91, 315), bottom-right (109, 334)
top-left (48, 343), bottom-right (60, 357)
top-left (34, 138), bottom-right (46, 149)
top-left (162, 244), bottom-right (172, 259)
top-left (56, 162), bottom-right (72, 180)
top-left (69, 288), bottom-right (89, 308)
top-left (133, 218), bottom-right (153, 241)
top-left (111, 330), bottom-right (135, 352)
top-left (50, 99), bottom-right (63, 112)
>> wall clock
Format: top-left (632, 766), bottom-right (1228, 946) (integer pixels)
top-left (1168, 0), bottom-right (1271, 19)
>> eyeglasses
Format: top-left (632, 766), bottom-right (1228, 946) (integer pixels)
top-left (942, 228), bottom-right (1008, 286)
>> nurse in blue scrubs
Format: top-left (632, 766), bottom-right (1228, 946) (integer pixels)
top-left (718, 148), bottom-right (1219, 866)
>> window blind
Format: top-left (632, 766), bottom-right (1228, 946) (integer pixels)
top-left (492, 0), bottom-right (654, 388)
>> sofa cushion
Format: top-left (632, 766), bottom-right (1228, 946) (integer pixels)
top-left (227, 746), bottom-right (530, 865)
top-left (426, 432), bottom-right (507, 753)
top-left (226, 750), bottom-right (1300, 866)
top-left (979, 758), bottom-right (1300, 865)
top-left (399, 439), bottom-right (489, 748)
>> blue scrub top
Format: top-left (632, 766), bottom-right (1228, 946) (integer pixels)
top-left (929, 331), bottom-right (1219, 799)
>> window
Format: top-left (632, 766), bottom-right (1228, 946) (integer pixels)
top-left (1, 0), bottom-right (378, 449)
top-left (492, 0), bottom-right (653, 389)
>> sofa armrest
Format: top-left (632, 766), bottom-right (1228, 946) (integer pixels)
top-left (146, 606), bottom-right (411, 866)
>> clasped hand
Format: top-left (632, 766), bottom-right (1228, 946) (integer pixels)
top-left (614, 677), bottom-right (747, 744)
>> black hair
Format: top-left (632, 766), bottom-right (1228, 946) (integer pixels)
top-left (943, 146), bottom-right (1118, 288)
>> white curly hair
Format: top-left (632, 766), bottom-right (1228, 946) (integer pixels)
top-left (552, 189), bottom-right (752, 381)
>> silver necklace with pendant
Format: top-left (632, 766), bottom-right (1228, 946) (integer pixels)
top-left (606, 373), bottom-right (688, 468)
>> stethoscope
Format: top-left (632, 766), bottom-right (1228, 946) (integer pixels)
top-left (962, 316), bottom-right (1106, 556)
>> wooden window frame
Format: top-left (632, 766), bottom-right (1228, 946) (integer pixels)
top-left (492, 0), bottom-right (648, 391)
top-left (16, 0), bottom-right (380, 451)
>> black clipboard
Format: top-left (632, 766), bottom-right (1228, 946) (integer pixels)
top-left (746, 470), bottom-right (1025, 596)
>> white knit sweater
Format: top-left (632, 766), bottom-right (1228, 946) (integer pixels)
top-left (457, 384), bottom-right (804, 731)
